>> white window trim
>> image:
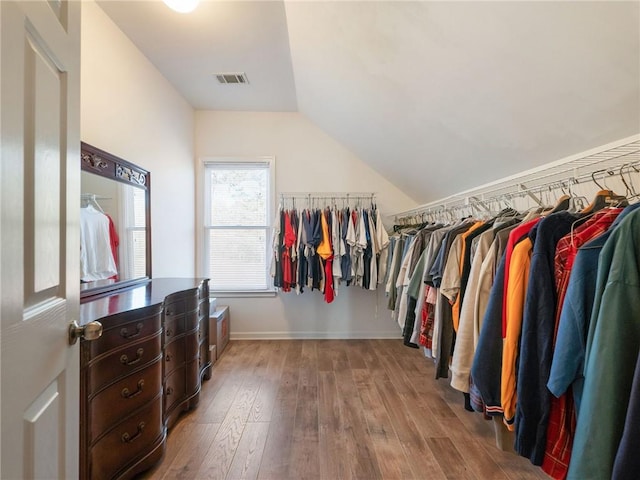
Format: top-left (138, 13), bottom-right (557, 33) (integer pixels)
top-left (196, 156), bottom-right (277, 296)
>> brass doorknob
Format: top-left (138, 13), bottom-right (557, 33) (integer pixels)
top-left (68, 320), bottom-right (103, 345)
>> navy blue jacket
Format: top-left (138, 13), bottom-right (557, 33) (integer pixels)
top-left (612, 350), bottom-right (640, 480)
top-left (515, 211), bottom-right (582, 465)
top-left (471, 251), bottom-right (507, 415)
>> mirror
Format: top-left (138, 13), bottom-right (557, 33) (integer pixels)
top-left (80, 142), bottom-right (151, 298)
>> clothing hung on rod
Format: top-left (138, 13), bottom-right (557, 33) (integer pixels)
top-left (388, 188), bottom-right (640, 480)
top-left (270, 202), bottom-right (389, 303)
top-left (80, 203), bottom-right (119, 282)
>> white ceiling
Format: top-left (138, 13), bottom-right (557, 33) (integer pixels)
top-left (97, 0), bottom-right (640, 203)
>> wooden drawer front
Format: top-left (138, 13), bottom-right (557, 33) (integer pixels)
top-left (164, 299), bottom-right (185, 318)
top-left (164, 369), bottom-right (186, 414)
top-left (88, 334), bottom-right (162, 396)
top-left (199, 343), bottom-right (209, 370)
top-left (198, 299), bottom-right (208, 320)
top-left (87, 313), bottom-right (161, 360)
top-left (89, 361), bottom-right (162, 445)
top-left (165, 337), bottom-right (186, 375)
top-left (198, 318), bottom-right (207, 345)
top-left (186, 359), bottom-right (200, 396)
top-left (89, 396), bottom-right (163, 480)
top-left (165, 295), bottom-right (198, 319)
top-left (164, 315), bottom-right (185, 343)
top-left (185, 329), bottom-right (200, 362)
top-left (199, 282), bottom-right (209, 300)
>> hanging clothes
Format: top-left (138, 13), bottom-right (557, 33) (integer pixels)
top-left (567, 209), bottom-right (640, 480)
top-left (80, 205), bottom-right (118, 282)
top-left (612, 350), bottom-right (640, 480)
top-left (271, 201), bottom-right (386, 303)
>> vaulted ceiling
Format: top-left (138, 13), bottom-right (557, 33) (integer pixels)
top-left (97, 1), bottom-right (640, 203)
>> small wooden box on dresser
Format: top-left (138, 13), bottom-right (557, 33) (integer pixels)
top-left (79, 278), bottom-right (211, 480)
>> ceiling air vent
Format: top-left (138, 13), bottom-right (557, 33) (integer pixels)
top-left (214, 72), bottom-right (249, 85)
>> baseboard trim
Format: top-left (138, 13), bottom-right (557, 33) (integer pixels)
top-left (230, 331), bottom-right (403, 340)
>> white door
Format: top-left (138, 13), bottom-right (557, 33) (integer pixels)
top-left (1, 1), bottom-right (81, 478)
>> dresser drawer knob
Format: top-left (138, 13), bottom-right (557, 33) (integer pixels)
top-left (121, 379), bottom-right (145, 399)
top-left (120, 348), bottom-right (144, 366)
top-left (166, 386), bottom-right (174, 396)
top-left (121, 422), bottom-right (145, 443)
top-left (120, 323), bottom-right (143, 340)
top-left (166, 328), bottom-right (173, 337)
top-left (165, 353), bottom-right (172, 362)
top-left (166, 308), bottom-right (173, 316)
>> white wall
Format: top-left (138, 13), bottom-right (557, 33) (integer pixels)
top-left (196, 111), bottom-right (418, 339)
top-left (81, 1), bottom-right (195, 277)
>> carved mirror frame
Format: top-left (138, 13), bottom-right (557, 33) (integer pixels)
top-left (80, 141), bottom-right (152, 299)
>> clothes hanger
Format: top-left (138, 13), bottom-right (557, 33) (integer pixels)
top-left (81, 193), bottom-right (105, 213)
top-left (623, 163), bottom-right (640, 202)
top-left (549, 194), bottom-right (571, 214)
top-left (580, 170), bottom-right (628, 214)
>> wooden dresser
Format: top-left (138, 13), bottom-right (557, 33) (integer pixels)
top-left (79, 278), bottom-right (211, 480)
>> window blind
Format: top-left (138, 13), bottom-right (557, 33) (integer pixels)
top-left (204, 161), bottom-right (272, 291)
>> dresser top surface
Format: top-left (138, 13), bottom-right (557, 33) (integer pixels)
top-left (80, 278), bottom-right (208, 324)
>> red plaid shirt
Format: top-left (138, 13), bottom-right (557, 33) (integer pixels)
top-left (420, 285), bottom-right (437, 349)
top-left (542, 208), bottom-right (622, 480)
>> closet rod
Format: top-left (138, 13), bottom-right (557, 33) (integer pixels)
top-left (395, 138), bottom-right (640, 218)
top-left (81, 193), bottom-right (111, 200)
top-left (280, 192), bottom-right (375, 197)
top-left (394, 158), bottom-right (640, 222)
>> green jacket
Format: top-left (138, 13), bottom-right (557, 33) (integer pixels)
top-left (568, 209), bottom-right (640, 480)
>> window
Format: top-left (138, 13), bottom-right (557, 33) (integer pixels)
top-left (119, 183), bottom-right (147, 279)
top-left (203, 159), bottom-right (274, 292)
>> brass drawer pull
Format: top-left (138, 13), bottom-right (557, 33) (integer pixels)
top-left (165, 353), bottom-right (172, 362)
top-left (120, 348), bottom-right (144, 366)
top-left (120, 323), bottom-right (143, 339)
top-left (121, 422), bottom-right (145, 443)
top-left (121, 379), bottom-right (144, 399)
top-left (166, 386), bottom-right (174, 396)
top-left (166, 328), bottom-right (173, 337)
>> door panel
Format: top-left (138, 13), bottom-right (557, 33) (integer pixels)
top-left (1, 1), bottom-right (81, 479)
top-left (25, 21), bottom-right (63, 303)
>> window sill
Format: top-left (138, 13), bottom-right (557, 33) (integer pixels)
top-left (210, 290), bottom-right (277, 299)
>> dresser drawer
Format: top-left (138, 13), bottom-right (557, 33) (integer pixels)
top-left (198, 299), bottom-right (208, 320)
top-left (165, 337), bottom-right (186, 375)
top-left (165, 294), bottom-right (198, 318)
top-left (199, 342), bottom-right (209, 369)
top-left (186, 359), bottom-right (200, 396)
top-left (89, 396), bottom-right (163, 480)
top-left (164, 369), bottom-right (186, 414)
top-left (199, 282), bottom-right (209, 300)
top-left (88, 334), bottom-right (162, 396)
top-left (87, 312), bottom-right (161, 360)
top-left (88, 360), bottom-right (162, 445)
top-left (164, 299), bottom-right (185, 318)
top-left (164, 315), bottom-right (185, 343)
top-left (197, 317), bottom-right (207, 345)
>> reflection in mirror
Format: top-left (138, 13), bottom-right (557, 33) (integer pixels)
top-left (80, 142), bottom-right (151, 299)
top-left (81, 172), bottom-right (147, 282)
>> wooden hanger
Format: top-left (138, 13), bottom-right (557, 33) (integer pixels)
top-left (580, 190), bottom-right (628, 214)
top-left (549, 194), bottom-right (571, 214)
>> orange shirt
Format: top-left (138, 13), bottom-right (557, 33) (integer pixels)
top-left (501, 237), bottom-right (534, 429)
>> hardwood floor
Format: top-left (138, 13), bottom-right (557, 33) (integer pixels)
top-left (140, 340), bottom-right (548, 480)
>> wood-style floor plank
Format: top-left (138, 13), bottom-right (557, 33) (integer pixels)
top-left (226, 421), bottom-right (270, 480)
top-left (138, 339), bottom-right (549, 480)
top-left (159, 423), bottom-right (221, 480)
top-left (317, 370), bottom-right (352, 480)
